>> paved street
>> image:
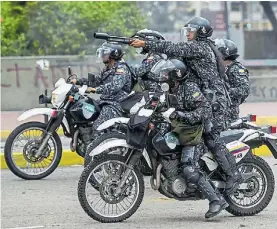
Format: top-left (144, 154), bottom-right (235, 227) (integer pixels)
top-left (1, 157), bottom-right (277, 229)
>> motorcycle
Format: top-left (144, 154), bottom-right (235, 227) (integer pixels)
top-left (4, 65), bottom-right (162, 180)
top-left (4, 67), bottom-right (138, 179)
top-left (4, 67), bottom-right (102, 179)
top-left (77, 59), bottom-right (277, 223)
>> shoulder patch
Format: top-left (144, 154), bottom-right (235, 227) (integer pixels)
top-left (192, 90), bottom-right (204, 101)
top-left (193, 92), bottom-right (200, 98)
top-left (116, 68), bottom-right (125, 74)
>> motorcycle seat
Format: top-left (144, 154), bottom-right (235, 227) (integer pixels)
top-left (220, 129), bottom-right (245, 144)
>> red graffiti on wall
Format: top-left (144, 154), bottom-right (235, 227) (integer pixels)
top-left (1, 63), bottom-right (101, 89)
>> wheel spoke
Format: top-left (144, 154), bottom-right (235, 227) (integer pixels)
top-left (230, 162), bottom-right (267, 209)
top-left (10, 127), bottom-right (58, 176)
top-left (84, 158), bottom-right (141, 218)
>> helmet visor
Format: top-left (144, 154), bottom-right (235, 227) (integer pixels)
top-left (180, 24), bottom-right (198, 41)
top-left (150, 59), bottom-right (176, 82)
top-left (214, 38), bottom-right (226, 49)
top-left (96, 46), bottom-right (112, 59)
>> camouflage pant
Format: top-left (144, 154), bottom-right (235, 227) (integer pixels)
top-left (92, 105), bottom-right (122, 130)
top-left (203, 113), bottom-right (237, 175)
top-left (227, 105), bottom-right (240, 126)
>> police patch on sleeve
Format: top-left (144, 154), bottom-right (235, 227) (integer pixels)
top-left (116, 68), bottom-right (125, 74)
top-left (192, 92), bottom-right (203, 101)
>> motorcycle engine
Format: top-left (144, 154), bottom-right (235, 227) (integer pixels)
top-left (161, 159), bottom-right (187, 196)
top-left (171, 177), bottom-right (187, 195)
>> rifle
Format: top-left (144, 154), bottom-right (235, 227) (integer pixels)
top-left (94, 32), bottom-right (146, 44)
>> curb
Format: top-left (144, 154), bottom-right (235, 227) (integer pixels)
top-left (0, 117), bottom-right (276, 169)
top-left (0, 146), bottom-right (273, 170)
top-left (1, 117), bottom-right (277, 141)
top-left (0, 151), bottom-right (84, 169)
top-left (1, 128), bottom-right (64, 141)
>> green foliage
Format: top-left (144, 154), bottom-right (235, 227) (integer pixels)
top-left (1, 2), bottom-right (28, 56)
top-left (1, 1), bottom-right (146, 56)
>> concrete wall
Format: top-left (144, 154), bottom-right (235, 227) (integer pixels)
top-left (1, 56), bottom-right (103, 111)
top-left (1, 56), bottom-right (277, 111)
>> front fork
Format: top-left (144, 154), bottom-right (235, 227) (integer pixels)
top-left (115, 150), bottom-right (142, 195)
top-left (34, 110), bottom-right (64, 158)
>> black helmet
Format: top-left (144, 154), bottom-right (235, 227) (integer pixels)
top-left (132, 29), bottom-right (165, 54)
top-left (181, 16), bottom-right (213, 40)
top-left (214, 38), bottom-right (239, 60)
top-left (96, 42), bottom-right (124, 63)
top-left (151, 58), bottom-right (188, 82)
top-left (168, 59), bottom-right (188, 81)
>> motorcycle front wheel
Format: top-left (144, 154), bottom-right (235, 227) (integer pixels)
top-left (4, 121), bottom-right (62, 180)
top-left (78, 154), bottom-right (144, 223)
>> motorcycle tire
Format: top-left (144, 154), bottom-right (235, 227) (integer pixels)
top-left (78, 154), bottom-right (144, 223)
top-left (4, 122), bottom-right (62, 180)
top-left (225, 156), bottom-right (275, 216)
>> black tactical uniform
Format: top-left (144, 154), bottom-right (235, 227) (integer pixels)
top-left (75, 43), bottom-right (132, 130)
top-left (135, 17), bottom-right (242, 195)
top-left (161, 59), bottom-right (229, 218)
top-left (215, 38), bottom-right (250, 124)
top-left (131, 29), bottom-right (165, 92)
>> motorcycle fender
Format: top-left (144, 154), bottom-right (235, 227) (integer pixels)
top-left (96, 117), bottom-right (130, 131)
top-left (88, 139), bottom-right (152, 169)
top-left (17, 108), bottom-right (70, 133)
top-left (262, 133), bottom-right (277, 140)
top-left (226, 141), bottom-right (250, 163)
top-left (201, 152), bottom-right (218, 171)
top-left (264, 138), bottom-right (277, 159)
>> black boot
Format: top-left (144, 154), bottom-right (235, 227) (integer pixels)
top-left (205, 198), bottom-right (229, 219)
top-left (224, 151), bottom-right (243, 195)
top-left (213, 147), bottom-right (241, 195)
top-left (197, 176), bottom-right (229, 219)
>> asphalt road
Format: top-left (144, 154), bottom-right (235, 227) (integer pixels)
top-left (1, 157), bottom-right (277, 229)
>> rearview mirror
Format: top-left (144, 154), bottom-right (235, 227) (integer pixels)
top-left (88, 73), bottom-right (95, 82)
top-left (68, 66), bottom-right (72, 76)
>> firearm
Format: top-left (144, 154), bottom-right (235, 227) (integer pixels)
top-left (94, 32), bottom-right (146, 44)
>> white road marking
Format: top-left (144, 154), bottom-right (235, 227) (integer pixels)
top-left (4, 226), bottom-right (45, 229)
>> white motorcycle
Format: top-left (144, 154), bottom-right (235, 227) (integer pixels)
top-left (77, 58), bottom-right (277, 223)
top-left (4, 65), bottom-right (163, 180)
top-left (78, 81), bottom-right (277, 223)
top-left (4, 67), bottom-right (98, 179)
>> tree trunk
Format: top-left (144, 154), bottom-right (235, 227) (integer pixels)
top-left (260, 1), bottom-right (277, 32)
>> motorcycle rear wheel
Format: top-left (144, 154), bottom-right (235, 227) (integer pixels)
top-left (225, 156), bottom-right (275, 216)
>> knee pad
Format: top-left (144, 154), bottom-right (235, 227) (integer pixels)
top-left (181, 146), bottom-right (196, 164)
top-left (182, 165), bottom-right (200, 184)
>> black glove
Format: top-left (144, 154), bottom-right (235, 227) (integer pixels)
top-left (76, 78), bottom-right (88, 86)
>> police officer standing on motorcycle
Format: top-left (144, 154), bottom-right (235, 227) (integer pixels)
top-left (130, 29), bottom-right (166, 92)
top-left (129, 16), bottom-right (242, 196)
top-left (161, 59), bottom-right (229, 218)
top-left (214, 38), bottom-right (250, 124)
top-left (71, 42), bottom-right (132, 130)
